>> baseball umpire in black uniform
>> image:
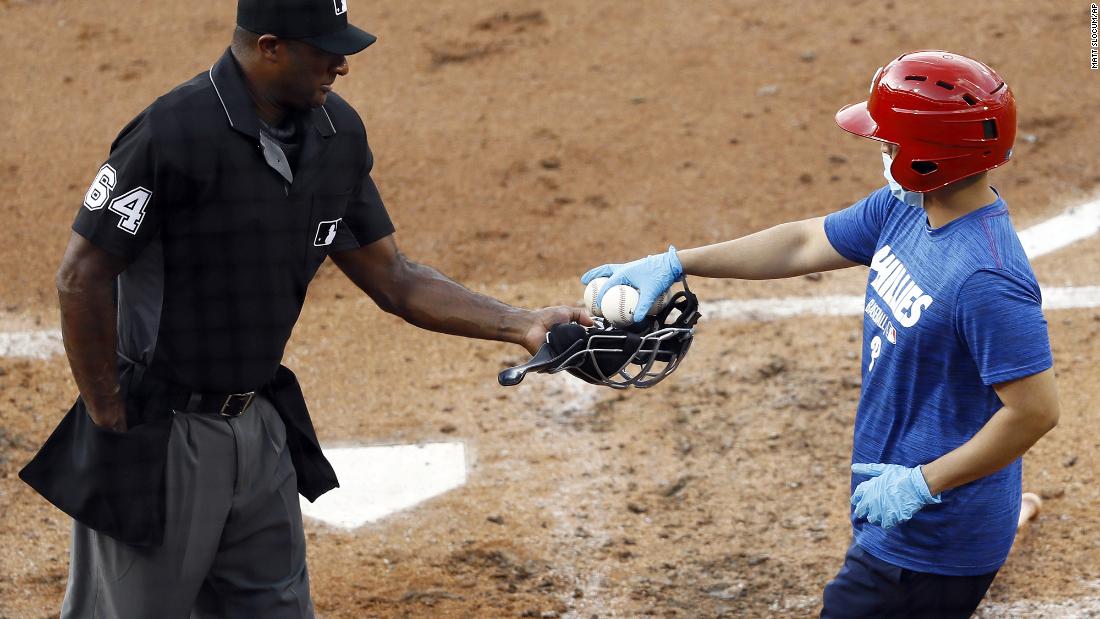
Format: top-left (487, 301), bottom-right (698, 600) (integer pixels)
top-left (19, 0), bottom-right (589, 616)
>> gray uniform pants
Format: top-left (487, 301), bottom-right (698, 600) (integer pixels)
top-left (61, 396), bottom-right (314, 618)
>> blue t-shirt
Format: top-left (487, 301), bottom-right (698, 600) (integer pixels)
top-left (824, 186), bottom-right (1053, 576)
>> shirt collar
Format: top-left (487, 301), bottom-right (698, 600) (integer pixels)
top-left (924, 189), bottom-right (1007, 238)
top-left (209, 48), bottom-right (337, 141)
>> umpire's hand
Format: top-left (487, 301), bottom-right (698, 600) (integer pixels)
top-left (521, 306), bottom-right (593, 355)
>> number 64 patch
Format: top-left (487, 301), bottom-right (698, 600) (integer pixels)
top-left (83, 163), bottom-right (152, 235)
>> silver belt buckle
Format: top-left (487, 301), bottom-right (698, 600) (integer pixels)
top-left (220, 392), bottom-right (255, 417)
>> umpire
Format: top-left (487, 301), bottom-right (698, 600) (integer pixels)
top-left (19, 0), bottom-right (588, 616)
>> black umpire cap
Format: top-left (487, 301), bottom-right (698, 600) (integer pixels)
top-left (237, 0), bottom-right (377, 55)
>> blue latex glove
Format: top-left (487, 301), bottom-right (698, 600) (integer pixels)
top-left (580, 246), bottom-right (684, 322)
top-left (850, 463), bottom-right (942, 529)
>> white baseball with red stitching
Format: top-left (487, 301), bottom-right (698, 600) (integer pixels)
top-left (600, 285), bottom-right (640, 327)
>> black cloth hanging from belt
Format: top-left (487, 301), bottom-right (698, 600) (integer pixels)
top-left (19, 359), bottom-right (338, 547)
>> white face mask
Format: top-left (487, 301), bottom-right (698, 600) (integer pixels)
top-left (882, 152), bottom-right (924, 208)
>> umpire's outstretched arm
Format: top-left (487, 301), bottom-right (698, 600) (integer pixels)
top-left (55, 232), bottom-right (128, 431)
top-left (331, 234), bottom-right (591, 355)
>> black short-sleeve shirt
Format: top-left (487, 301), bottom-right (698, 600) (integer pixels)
top-left (73, 49), bottom-right (394, 392)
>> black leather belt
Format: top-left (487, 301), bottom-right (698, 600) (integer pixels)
top-left (118, 353), bottom-right (258, 418)
top-left (182, 391), bottom-right (257, 417)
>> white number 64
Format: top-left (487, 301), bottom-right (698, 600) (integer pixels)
top-left (83, 164), bottom-right (152, 235)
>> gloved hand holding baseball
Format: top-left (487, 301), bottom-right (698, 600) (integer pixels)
top-left (581, 246), bottom-right (684, 322)
top-left (850, 463), bottom-right (942, 529)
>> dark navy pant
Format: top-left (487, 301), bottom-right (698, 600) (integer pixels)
top-left (821, 543), bottom-right (997, 619)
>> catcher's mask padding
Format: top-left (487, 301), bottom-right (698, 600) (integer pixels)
top-left (548, 322), bottom-right (644, 381)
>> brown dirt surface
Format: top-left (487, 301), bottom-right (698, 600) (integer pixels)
top-left (2, 0), bottom-right (1099, 617)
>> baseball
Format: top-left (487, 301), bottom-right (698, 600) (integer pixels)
top-left (595, 284), bottom-right (674, 326)
top-left (600, 285), bottom-right (641, 327)
top-left (583, 277), bottom-right (609, 317)
top-left (650, 288), bottom-right (672, 316)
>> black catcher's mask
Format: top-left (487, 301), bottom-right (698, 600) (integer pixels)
top-left (499, 281), bottom-right (701, 389)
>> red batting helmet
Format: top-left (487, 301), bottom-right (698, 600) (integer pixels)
top-left (835, 50), bottom-right (1016, 192)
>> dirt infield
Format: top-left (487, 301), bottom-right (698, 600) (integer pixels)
top-left (2, 0), bottom-right (1099, 617)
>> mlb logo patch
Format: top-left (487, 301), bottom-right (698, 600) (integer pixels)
top-left (333, 0), bottom-right (347, 16)
top-left (315, 219), bottom-right (341, 246)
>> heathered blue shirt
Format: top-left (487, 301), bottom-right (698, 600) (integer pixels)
top-left (824, 186), bottom-right (1053, 576)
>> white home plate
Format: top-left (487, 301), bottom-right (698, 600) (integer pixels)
top-left (299, 442), bottom-right (468, 529)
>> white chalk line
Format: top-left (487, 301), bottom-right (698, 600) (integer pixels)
top-left (3, 283), bottom-right (1097, 359)
top-left (0, 329), bottom-right (63, 359)
top-left (1018, 199), bottom-right (1100, 260)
